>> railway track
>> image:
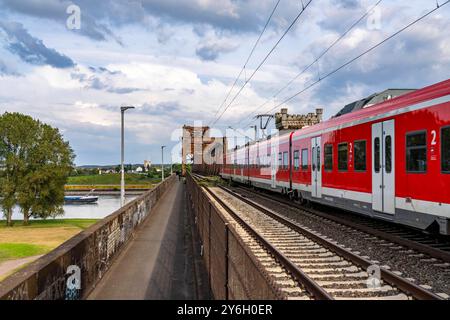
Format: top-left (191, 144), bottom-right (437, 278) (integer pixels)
top-left (191, 174), bottom-right (442, 300)
top-left (232, 185), bottom-right (450, 265)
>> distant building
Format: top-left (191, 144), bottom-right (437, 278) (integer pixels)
top-left (135, 166), bottom-right (143, 173)
top-left (98, 169), bottom-right (115, 175)
top-left (144, 160), bottom-right (152, 172)
top-left (275, 108), bottom-right (323, 134)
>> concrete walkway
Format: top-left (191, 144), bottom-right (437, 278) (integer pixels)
top-left (88, 179), bottom-right (208, 300)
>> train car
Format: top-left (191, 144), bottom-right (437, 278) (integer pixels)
top-left (221, 78), bottom-right (450, 235)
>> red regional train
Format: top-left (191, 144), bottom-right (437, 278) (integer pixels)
top-left (221, 79), bottom-right (450, 235)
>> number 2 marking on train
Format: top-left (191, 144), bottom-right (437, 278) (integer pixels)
top-left (431, 130), bottom-right (437, 145)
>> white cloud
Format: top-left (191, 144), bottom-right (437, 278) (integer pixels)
top-left (0, 0), bottom-right (449, 164)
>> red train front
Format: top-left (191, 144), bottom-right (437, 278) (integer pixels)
top-left (221, 78), bottom-right (450, 235)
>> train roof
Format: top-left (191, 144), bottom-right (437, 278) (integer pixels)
top-left (227, 78), bottom-right (450, 153)
top-left (333, 89), bottom-right (417, 118)
top-left (292, 78), bottom-right (450, 139)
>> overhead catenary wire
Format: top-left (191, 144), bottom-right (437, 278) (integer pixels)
top-left (210, 0), bottom-right (315, 127)
top-left (207, 0), bottom-right (282, 126)
top-left (236, 0), bottom-right (383, 127)
top-left (244, 0), bottom-right (450, 127)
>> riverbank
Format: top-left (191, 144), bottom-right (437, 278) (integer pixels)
top-left (65, 185), bottom-right (152, 192)
top-left (0, 219), bottom-right (98, 280)
top-left (65, 190), bottom-right (146, 196)
top-left (65, 173), bottom-right (165, 192)
top-left (67, 173), bottom-right (160, 186)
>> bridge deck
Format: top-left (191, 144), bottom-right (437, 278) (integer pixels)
top-left (87, 179), bottom-right (208, 300)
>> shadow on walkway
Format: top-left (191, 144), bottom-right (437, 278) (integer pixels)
top-left (88, 180), bottom-right (210, 300)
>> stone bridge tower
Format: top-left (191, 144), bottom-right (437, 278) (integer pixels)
top-left (181, 125), bottom-right (227, 176)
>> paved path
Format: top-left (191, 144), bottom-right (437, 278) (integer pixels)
top-left (88, 179), bottom-right (207, 300)
top-left (0, 255), bottom-right (43, 280)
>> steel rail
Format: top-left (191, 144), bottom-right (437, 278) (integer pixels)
top-left (237, 186), bottom-right (450, 264)
top-left (196, 180), bottom-right (333, 300)
top-left (219, 185), bottom-right (443, 300)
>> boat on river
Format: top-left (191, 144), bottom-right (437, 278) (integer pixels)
top-left (64, 189), bottom-right (98, 204)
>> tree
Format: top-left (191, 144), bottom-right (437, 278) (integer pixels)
top-left (0, 113), bottom-right (74, 226)
top-left (0, 113), bottom-right (38, 226)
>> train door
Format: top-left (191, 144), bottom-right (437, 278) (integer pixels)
top-left (232, 149), bottom-right (236, 177)
top-left (246, 144), bottom-right (250, 184)
top-left (311, 137), bottom-right (322, 198)
top-left (271, 152), bottom-right (276, 188)
top-left (372, 120), bottom-right (395, 214)
top-left (240, 150), bottom-right (244, 180)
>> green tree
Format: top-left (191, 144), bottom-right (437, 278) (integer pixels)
top-left (0, 113), bottom-right (74, 226)
top-left (0, 113), bottom-right (38, 226)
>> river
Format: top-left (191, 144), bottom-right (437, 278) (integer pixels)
top-left (6, 195), bottom-right (139, 220)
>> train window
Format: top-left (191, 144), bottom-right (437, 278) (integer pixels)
top-left (354, 140), bottom-right (367, 172)
top-left (442, 127), bottom-right (450, 173)
top-left (338, 143), bottom-right (348, 171)
top-left (294, 150), bottom-right (300, 171)
top-left (317, 146), bottom-right (321, 172)
top-left (406, 131), bottom-right (427, 173)
top-left (374, 137), bottom-right (380, 173)
top-left (385, 136), bottom-right (392, 173)
top-left (278, 152), bottom-right (282, 168)
top-left (301, 149), bottom-right (308, 170)
top-left (283, 152), bottom-right (289, 169)
top-left (324, 144), bottom-right (333, 171)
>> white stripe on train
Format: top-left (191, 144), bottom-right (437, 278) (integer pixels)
top-left (224, 174), bottom-right (450, 218)
top-left (293, 94), bottom-right (450, 141)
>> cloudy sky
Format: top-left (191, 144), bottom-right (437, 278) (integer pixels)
top-left (0, 0), bottom-right (449, 165)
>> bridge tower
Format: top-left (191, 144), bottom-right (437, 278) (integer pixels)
top-left (181, 125), bottom-right (227, 176)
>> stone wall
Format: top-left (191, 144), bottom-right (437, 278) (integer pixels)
top-left (0, 175), bottom-right (176, 300)
top-left (275, 108), bottom-right (323, 131)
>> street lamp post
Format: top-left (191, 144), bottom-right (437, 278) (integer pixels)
top-left (161, 145), bottom-right (166, 181)
top-left (250, 125), bottom-right (257, 141)
top-left (120, 106), bottom-right (135, 207)
top-left (228, 126), bottom-right (238, 149)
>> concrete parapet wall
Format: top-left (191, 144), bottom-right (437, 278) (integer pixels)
top-left (186, 174), bottom-right (285, 300)
top-left (0, 175), bottom-right (176, 300)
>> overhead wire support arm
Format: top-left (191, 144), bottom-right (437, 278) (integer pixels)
top-left (265, 0), bottom-right (450, 114)
top-left (237, 0), bottom-right (383, 128)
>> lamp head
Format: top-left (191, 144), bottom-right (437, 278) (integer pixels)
top-left (121, 106), bottom-right (135, 112)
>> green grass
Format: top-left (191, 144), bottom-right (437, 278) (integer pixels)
top-left (0, 219), bottom-right (98, 230)
top-left (0, 219), bottom-right (99, 277)
top-left (197, 175), bottom-right (226, 187)
top-left (67, 173), bottom-right (160, 185)
top-left (0, 243), bottom-right (50, 263)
